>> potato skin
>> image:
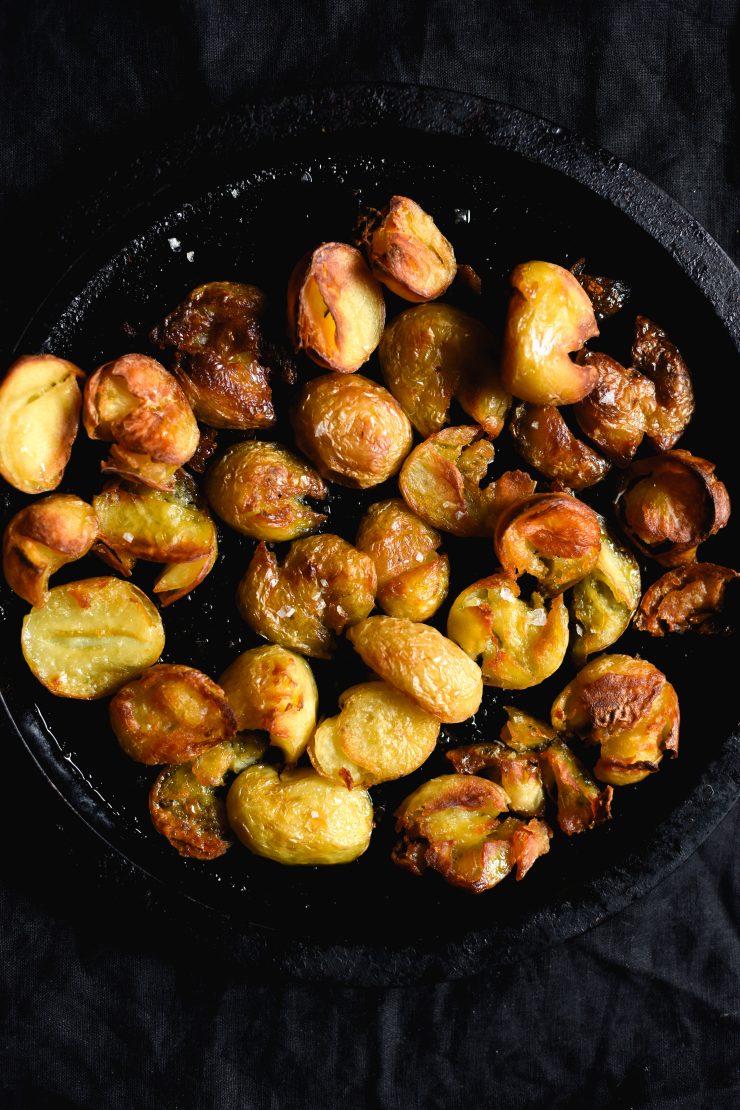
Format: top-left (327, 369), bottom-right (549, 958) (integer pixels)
top-left (632, 316), bottom-right (694, 451)
top-left (570, 515), bottom-right (641, 663)
top-left (346, 616), bottom-right (483, 723)
top-left (540, 739), bottom-right (613, 835)
top-left (509, 402), bottom-right (609, 490)
top-left (365, 196), bottom-right (456, 302)
top-left (330, 680), bottom-right (439, 784)
top-left (227, 764), bottom-right (373, 865)
top-left (3, 494), bottom-right (98, 607)
top-left (293, 373), bottom-right (412, 488)
top-left (447, 743), bottom-right (546, 817)
top-left (494, 493), bottom-right (602, 595)
top-left (573, 352), bottom-right (656, 466)
top-left (150, 764), bottom-right (232, 860)
top-left (635, 563), bottom-right (739, 636)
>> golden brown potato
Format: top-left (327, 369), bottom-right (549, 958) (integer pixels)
top-left (238, 535), bottom-right (376, 659)
top-left (540, 738), bottom-right (613, 835)
top-left (399, 425), bottom-right (536, 537)
top-left (287, 242), bottom-right (385, 373)
top-left (21, 577), bottom-right (165, 699)
top-left (615, 450), bottom-right (730, 567)
top-left (346, 616), bottom-right (483, 723)
top-left (364, 195), bottom-right (456, 302)
top-left (308, 718), bottom-right (370, 789)
top-left (152, 539), bottom-right (218, 608)
top-left (447, 743), bottom-right (546, 817)
top-left (635, 563), bottom-right (739, 636)
top-left (227, 764), bottom-right (373, 865)
top-left (83, 354), bottom-right (199, 491)
top-left (632, 316), bottom-right (694, 451)
top-left (447, 574), bottom-right (569, 689)
top-left (551, 654), bottom-right (680, 785)
top-left (150, 763), bottom-right (231, 860)
top-left (0, 354), bottom-right (83, 494)
top-left (204, 440), bottom-right (327, 540)
top-left (501, 261), bottom-right (599, 405)
top-left (292, 373), bottom-right (412, 488)
top-left (500, 705), bottom-right (557, 751)
top-left (509, 402), bottom-right (610, 489)
top-left (570, 514), bottom-right (641, 664)
top-left (355, 498), bottom-right (449, 621)
top-left (150, 281), bottom-right (275, 429)
top-left (571, 259), bottom-right (630, 319)
top-left (573, 351), bottom-right (656, 467)
top-left (190, 732), bottom-right (268, 787)
top-left (110, 664), bottom-right (236, 765)
top-left (219, 645), bottom-right (318, 763)
top-left (494, 493), bottom-right (602, 595)
top-left (392, 774), bottom-right (551, 892)
top-left (2, 495), bottom-right (98, 607)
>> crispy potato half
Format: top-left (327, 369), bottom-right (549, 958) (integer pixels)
top-left (500, 705), bottom-right (557, 751)
top-left (573, 352), bottom-right (656, 467)
top-left (219, 645), bottom-right (318, 763)
top-left (540, 738), bottom-right (613, 835)
top-left (152, 539), bottom-right (218, 608)
top-left (110, 664), bottom-right (236, 765)
top-left (21, 577), bottom-right (165, 699)
top-left (189, 731), bottom-right (268, 787)
top-left (635, 563), bottom-right (739, 636)
top-left (632, 316), bottom-right (694, 451)
top-left (150, 764), bottom-right (231, 860)
top-left (571, 259), bottom-right (630, 319)
top-left (293, 372), bottom-right (412, 488)
top-left (346, 616), bottom-right (483, 723)
top-left (509, 402), bottom-right (610, 490)
top-left (494, 493), bottom-right (602, 595)
top-left (238, 535), bottom-right (376, 659)
top-left (570, 514), bottom-right (641, 664)
top-left (501, 261), bottom-right (599, 405)
top-left (0, 354), bottom-right (83, 494)
top-left (448, 743), bottom-right (546, 817)
top-left (447, 573), bottom-right (569, 689)
top-left (364, 195), bottom-right (456, 302)
top-left (287, 242), bottom-right (385, 373)
top-left (205, 440), bottom-right (327, 540)
top-left (227, 764), bottom-right (373, 865)
top-left (150, 281), bottom-right (275, 429)
top-left (3, 494), bottom-right (98, 607)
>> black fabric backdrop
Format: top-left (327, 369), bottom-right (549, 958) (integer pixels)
top-left (1, 2), bottom-right (739, 1107)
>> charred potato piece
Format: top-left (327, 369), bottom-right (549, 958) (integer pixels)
top-left (347, 616), bottom-right (483, 723)
top-left (150, 281), bottom-right (275, 430)
top-left (0, 354), bottom-right (83, 494)
top-left (287, 242), bottom-right (385, 373)
top-left (447, 743), bottom-right (546, 817)
top-left (238, 535), bottom-right (376, 659)
top-left (500, 705), bottom-right (557, 751)
top-left (509, 402), bottom-right (610, 489)
top-left (293, 373), bottom-right (412, 488)
top-left (540, 738), bottom-right (613, 835)
top-left (392, 774), bottom-right (551, 892)
top-left (204, 440), bottom-right (327, 540)
top-left (227, 764), bottom-right (373, 865)
top-left (632, 316), bottom-right (694, 451)
top-left (219, 645), bottom-right (318, 763)
top-left (150, 764), bottom-right (231, 860)
top-left (573, 352), bottom-right (656, 467)
top-left (571, 259), bottom-right (630, 319)
top-left (21, 577), bottom-right (165, 699)
top-left (356, 498), bottom-right (449, 621)
top-left (570, 514), bottom-right (641, 664)
top-left (551, 653), bottom-right (680, 785)
top-left (3, 494), bottom-right (98, 607)
top-left (494, 493), bottom-right (602, 595)
top-left (364, 195), bottom-right (456, 302)
top-left (190, 731), bottom-right (268, 787)
top-left (501, 261), bottom-right (599, 405)
top-left (615, 450), bottom-right (730, 567)
top-left (447, 574), bottom-right (569, 689)
top-left (399, 425), bottom-right (536, 537)
top-left (110, 664), bottom-right (236, 765)
top-left (635, 563), bottom-right (739, 636)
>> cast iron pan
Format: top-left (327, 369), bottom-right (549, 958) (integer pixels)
top-left (1, 86), bottom-right (739, 986)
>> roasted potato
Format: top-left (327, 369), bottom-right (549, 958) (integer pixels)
top-left (501, 261), bottom-right (599, 405)
top-left (152, 540), bottom-right (218, 608)
top-left (399, 425), bottom-right (536, 537)
top-left (571, 259), bottom-right (630, 319)
top-left (110, 664), bottom-right (236, 765)
top-left (2, 494), bottom-right (98, 607)
top-left (509, 402), bottom-right (610, 489)
top-left (227, 764), bottom-right (373, 865)
top-left (204, 440), bottom-right (327, 540)
top-left (494, 493), bottom-right (602, 595)
top-left (346, 616), bottom-right (483, 723)
top-left (83, 354), bottom-right (199, 491)
top-left (21, 577), bottom-right (165, 699)
top-left (392, 774), bottom-right (551, 892)
top-left (287, 242), bottom-right (385, 373)
top-left (150, 281), bottom-right (275, 429)
top-left (150, 763), bottom-right (231, 860)
top-left (0, 354), bottom-right (83, 494)
top-left (573, 351), bottom-right (656, 467)
top-left (219, 645), bottom-right (318, 763)
top-left (635, 563), bottom-right (739, 636)
top-left (363, 195), bottom-right (456, 302)
top-left (500, 705), bottom-right (557, 751)
top-left (615, 450), bottom-right (730, 567)
top-left (238, 535), bottom-right (376, 659)
top-left (570, 514), bottom-right (641, 663)
top-left (632, 316), bottom-right (694, 451)
top-left (540, 738), bottom-right (613, 835)
top-left (551, 653), bottom-right (680, 785)
top-left (447, 574), bottom-right (569, 689)
top-left (292, 373), bottom-right (412, 488)
top-left (355, 498), bottom-right (449, 621)
top-left (447, 743), bottom-right (546, 817)
top-left (190, 731), bottom-right (268, 787)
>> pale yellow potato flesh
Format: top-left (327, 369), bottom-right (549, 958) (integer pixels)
top-left (308, 718), bottom-right (369, 788)
top-left (337, 681), bottom-right (439, 779)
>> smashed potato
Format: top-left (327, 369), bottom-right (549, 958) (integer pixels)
top-left (500, 705), bottom-right (557, 751)
top-left (287, 242), bottom-right (385, 373)
top-left (570, 515), bottom-right (641, 663)
top-left (635, 563), bottom-right (739, 636)
top-left (346, 616), bottom-right (483, 723)
top-left (494, 493), bottom-right (602, 595)
top-left (633, 316), bottom-right (694, 451)
top-left (190, 732), bottom-right (267, 787)
top-left (540, 738), bottom-right (613, 835)
top-left (150, 764), bottom-right (231, 860)
top-left (238, 535), bottom-right (376, 659)
top-left (573, 352), bottom-right (656, 466)
top-left (227, 764), bottom-right (373, 865)
top-left (364, 195), bottom-right (456, 301)
top-left (501, 261), bottom-right (599, 405)
top-left (21, 577), bottom-right (165, 699)
top-left (2, 494), bottom-right (98, 607)
top-left (0, 354), bottom-right (83, 494)
top-left (292, 372), bottom-right (412, 488)
top-left (152, 540), bottom-right (218, 608)
top-left (571, 259), bottom-right (630, 319)
top-left (509, 402), bottom-right (610, 489)
top-left (204, 440), bottom-right (327, 540)
top-left (447, 743), bottom-right (545, 817)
